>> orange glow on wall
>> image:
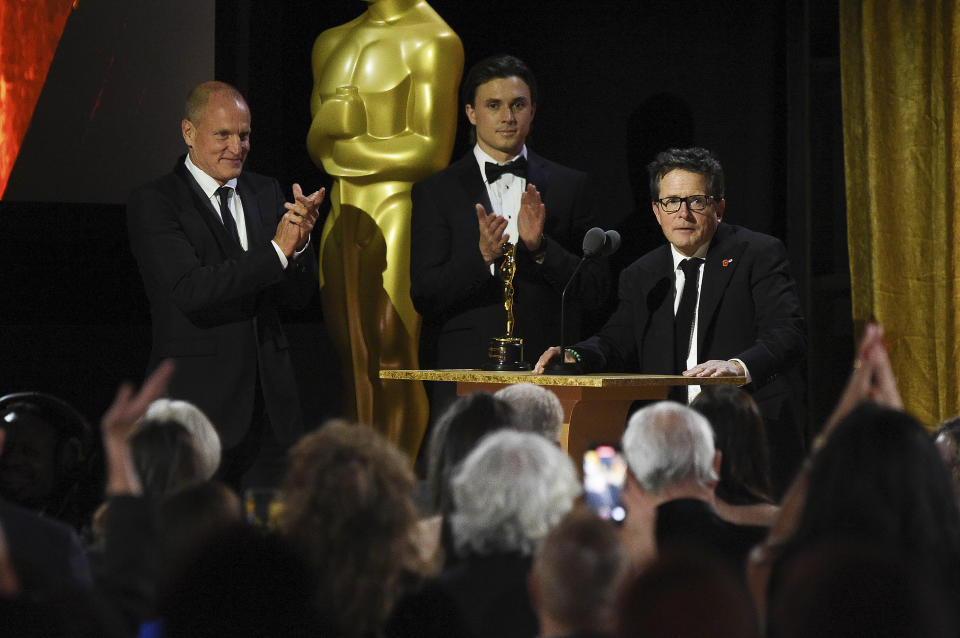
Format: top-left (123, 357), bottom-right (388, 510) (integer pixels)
top-left (0, 0), bottom-right (75, 199)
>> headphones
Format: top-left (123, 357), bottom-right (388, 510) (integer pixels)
top-left (0, 392), bottom-right (95, 500)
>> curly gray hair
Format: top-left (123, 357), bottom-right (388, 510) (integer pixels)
top-left (450, 430), bottom-right (581, 557)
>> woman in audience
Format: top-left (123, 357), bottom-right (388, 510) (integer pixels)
top-left (280, 420), bottom-right (424, 638)
top-left (750, 323), bottom-right (960, 633)
top-left (765, 402), bottom-right (960, 631)
top-left (421, 392), bottom-right (518, 568)
top-left (691, 386), bottom-right (778, 527)
top-left (141, 399), bottom-right (221, 481)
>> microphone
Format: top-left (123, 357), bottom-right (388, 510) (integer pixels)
top-left (582, 227), bottom-right (607, 257)
top-left (602, 230), bottom-right (621, 256)
top-left (546, 228), bottom-right (620, 374)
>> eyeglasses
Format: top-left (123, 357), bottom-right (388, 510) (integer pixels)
top-left (655, 195), bottom-right (717, 214)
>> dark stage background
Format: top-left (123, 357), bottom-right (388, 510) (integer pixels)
top-left (0, 0), bottom-right (850, 438)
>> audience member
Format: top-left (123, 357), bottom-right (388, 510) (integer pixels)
top-left (934, 415), bottom-right (960, 499)
top-left (420, 392), bottom-right (518, 568)
top-left (691, 385), bottom-right (778, 527)
top-left (768, 539), bottom-right (954, 638)
top-left (619, 401), bottom-right (766, 573)
top-left (0, 392), bottom-right (98, 532)
top-left (495, 382), bottom-right (564, 443)
top-left (439, 429), bottom-right (582, 638)
top-left (280, 420), bottom-right (423, 638)
top-left (130, 421), bottom-right (205, 500)
top-left (142, 398), bottom-right (221, 480)
top-left (159, 524), bottom-right (319, 638)
top-left (424, 392), bottom-right (518, 516)
top-left (529, 507), bottom-right (628, 638)
top-left (748, 322), bottom-right (960, 631)
top-left (616, 548), bottom-right (760, 638)
top-left (158, 480), bottom-right (242, 588)
top-left (764, 402), bottom-right (960, 630)
top-left (0, 416), bottom-right (92, 594)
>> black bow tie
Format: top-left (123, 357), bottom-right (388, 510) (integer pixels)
top-left (485, 156), bottom-right (528, 183)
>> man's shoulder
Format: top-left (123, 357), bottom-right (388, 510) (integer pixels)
top-left (237, 168), bottom-right (279, 191)
top-left (415, 151), bottom-right (476, 189)
top-left (715, 223), bottom-right (785, 252)
top-left (622, 243), bottom-right (671, 278)
top-left (128, 163), bottom-right (192, 209)
top-left (0, 498), bottom-right (81, 547)
top-left (527, 149), bottom-right (586, 180)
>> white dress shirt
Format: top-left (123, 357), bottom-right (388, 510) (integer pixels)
top-left (184, 154), bottom-right (296, 268)
top-left (473, 145), bottom-right (528, 275)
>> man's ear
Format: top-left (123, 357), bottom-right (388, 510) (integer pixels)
top-left (715, 198), bottom-right (726, 221)
top-left (713, 450), bottom-right (723, 478)
top-left (464, 103), bottom-right (477, 126)
top-left (181, 119), bottom-right (196, 148)
top-left (0, 428), bottom-right (5, 456)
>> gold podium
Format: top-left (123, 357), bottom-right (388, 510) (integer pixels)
top-left (379, 370), bottom-right (745, 467)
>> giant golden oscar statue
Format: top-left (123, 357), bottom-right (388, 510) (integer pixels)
top-left (307, 0), bottom-right (463, 457)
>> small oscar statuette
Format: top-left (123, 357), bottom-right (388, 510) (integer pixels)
top-left (484, 242), bottom-right (532, 371)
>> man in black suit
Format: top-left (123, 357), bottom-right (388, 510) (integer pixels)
top-left (535, 147), bottom-right (805, 494)
top-left (410, 55), bottom-right (607, 392)
top-left (618, 401), bottom-right (767, 574)
top-left (127, 81), bottom-right (323, 489)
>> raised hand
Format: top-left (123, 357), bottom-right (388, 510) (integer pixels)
top-left (517, 184), bottom-right (545, 251)
top-left (476, 203), bottom-right (509, 266)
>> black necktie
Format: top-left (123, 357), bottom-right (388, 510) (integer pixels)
top-left (216, 186), bottom-right (241, 245)
top-left (674, 258), bottom-right (704, 374)
top-left (485, 156), bottom-right (528, 183)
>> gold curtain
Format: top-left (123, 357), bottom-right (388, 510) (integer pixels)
top-left (840, 0), bottom-right (960, 425)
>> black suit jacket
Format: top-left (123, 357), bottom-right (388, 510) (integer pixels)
top-left (127, 160), bottom-right (317, 448)
top-left (574, 223), bottom-right (806, 485)
top-left (410, 150), bottom-right (608, 369)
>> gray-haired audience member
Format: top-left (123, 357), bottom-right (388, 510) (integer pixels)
top-left (494, 383), bottom-right (564, 442)
top-left (620, 401), bottom-right (765, 573)
top-left (439, 430), bottom-right (582, 638)
top-left (450, 430), bottom-right (581, 557)
top-left (141, 399), bottom-right (221, 480)
top-left (529, 507), bottom-right (628, 637)
top-left (623, 401), bottom-right (718, 494)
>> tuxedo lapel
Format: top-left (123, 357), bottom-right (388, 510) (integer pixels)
top-left (175, 161), bottom-right (244, 258)
top-left (454, 153), bottom-right (493, 213)
top-left (697, 224), bottom-right (745, 354)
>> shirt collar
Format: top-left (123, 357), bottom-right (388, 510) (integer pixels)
top-left (184, 154), bottom-right (239, 199)
top-left (670, 241), bottom-right (710, 270)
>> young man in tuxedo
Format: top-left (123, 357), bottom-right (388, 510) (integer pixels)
top-left (411, 55), bottom-right (608, 415)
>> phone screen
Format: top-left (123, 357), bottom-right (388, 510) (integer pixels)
top-left (582, 443), bottom-right (627, 523)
